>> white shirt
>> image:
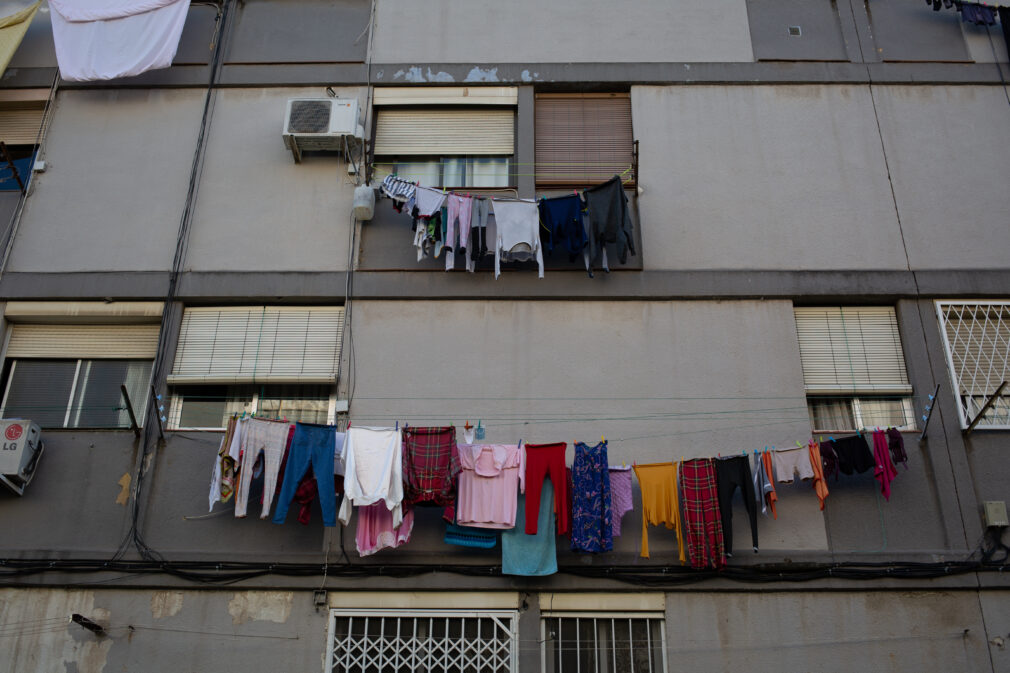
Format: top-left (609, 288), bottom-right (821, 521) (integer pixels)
top-left (338, 427), bottom-right (404, 527)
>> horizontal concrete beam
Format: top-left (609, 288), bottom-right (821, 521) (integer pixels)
top-left (2, 269), bottom-right (1009, 302)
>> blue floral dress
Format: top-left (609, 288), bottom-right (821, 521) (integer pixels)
top-left (570, 441), bottom-right (613, 552)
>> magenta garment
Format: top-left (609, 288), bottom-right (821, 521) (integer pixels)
top-left (872, 430), bottom-right (898, 501)
top-left (608, 466), bottom-right (633, 537)
top-left (455, 444), bottom-right (525, 529)
top-left (355, 503), bottom-right (414, 557)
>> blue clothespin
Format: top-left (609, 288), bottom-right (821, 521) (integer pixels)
top-left (395, 421), bottom-right (398, 430)
top-left (829, 436), bottom-right (835, 442)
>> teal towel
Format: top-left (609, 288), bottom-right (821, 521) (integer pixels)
top-left (502, 480), bottom-right (557, 576)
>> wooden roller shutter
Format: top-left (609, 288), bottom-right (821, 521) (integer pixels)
top-left (373, 108), bottom-right (514, 156)
top-left (535, 93), bottom-right (633, 186)
top-left (168, 306), bottom-right (345, 384)
top-left (793, 307), bottom-right (911, 394)
top-left (5, 324), bottom-right (160, 359)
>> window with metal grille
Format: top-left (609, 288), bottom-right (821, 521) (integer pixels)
top-left (936, 301), bottom-right (1010, 429)
top-left (326, 609), bottom-right (518, 673)
top-left (541, 613), bottom-right (667, 673)
top-left (793, 306), bottom-right (914, 432)
top-left (535, 93), bottom-right (636, 187)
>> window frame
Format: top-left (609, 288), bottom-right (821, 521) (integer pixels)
top-left (0, 357), bottom-right (153, 429)
top-left (167, 384), bottom-right (337, 431)
top-left (378, 154), bottom-right (513, 190)
top-left (794, 305), bottom-right (915, 433)
top-left (540, 611), bottom-right (668, 673)
top-left (936, 300), bottom-right (1010, 430)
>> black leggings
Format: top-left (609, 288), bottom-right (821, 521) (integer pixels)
top-left (714, 456), bottom-right (759, 554)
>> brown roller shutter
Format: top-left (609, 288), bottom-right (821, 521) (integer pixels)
top-left (535, 93), bottom-right (633, 186)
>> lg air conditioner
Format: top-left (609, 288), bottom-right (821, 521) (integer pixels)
top-left (0, 420), bottom-right (43, 496)
top-left (282, 98), bottom-right (364, 163)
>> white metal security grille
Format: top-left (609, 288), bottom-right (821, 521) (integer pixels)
top-left (168, 306), bottom-right (344, 384)
top-left (541, 613), bottom-right (667, 673)
top-left (936, 301), bottom-right (1010, 429)
top-left (327, 610), bottom-right (518, 673)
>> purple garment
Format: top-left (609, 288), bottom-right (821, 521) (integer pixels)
top-left (886, 428), bottom-right (908, 469)
top-left (570, 441), bottom-right (612, 552)
top-left (819, 441), bottom-right (840, 481)
top-left (960, 2), bottom-right (996, 25)
top-left (609, 466), bottom-right (633, 537)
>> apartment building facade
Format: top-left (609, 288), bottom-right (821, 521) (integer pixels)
top-left (0, 1), bottom-right (1008, 671)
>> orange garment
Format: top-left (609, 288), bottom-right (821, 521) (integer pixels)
top-left (761, 451), bottom-right (778, 519)
top-left (808, 439), bottom-right (829, 510)
top-left (633, 461), bottom-right (685, 562)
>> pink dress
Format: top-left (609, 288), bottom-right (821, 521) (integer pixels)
top-left (355, 503), bottom-right (414, 556)
top-left (455, 444), bottom-right (525, 529)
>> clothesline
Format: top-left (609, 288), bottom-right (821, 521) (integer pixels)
top-left (206, 418), bottom-right (906, 568)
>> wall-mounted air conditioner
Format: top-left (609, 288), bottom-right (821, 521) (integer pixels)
top-left (282, 98), bottom-right (364, 163)
top-left (0, 420), bottom-right (43, 496)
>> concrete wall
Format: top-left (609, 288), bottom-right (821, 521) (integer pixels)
top-left (371, 0), bottom-right (755, 65)
top-left (7, 90), bottom-right (205, 273)
top-left (666, 590), bottom-right (993, 673)
top-left (872, 85), bottom-right (1010, 270)
top-left (0, 587), bottom-right (1005, 673)
top-left (347, 298), bottom-right (827, 554)
top-left (184, 87), bottom-right (363, 273)
top-left (633, 84), bottom-right (907, 271)
top-left (225, 0), bottom-right (370, 64)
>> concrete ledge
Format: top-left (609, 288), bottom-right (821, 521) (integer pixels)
top-left (2, 269), bottom-right (1008, 302)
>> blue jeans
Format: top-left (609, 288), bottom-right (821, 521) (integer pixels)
top-left (272, 422), bottom-right (337, 527)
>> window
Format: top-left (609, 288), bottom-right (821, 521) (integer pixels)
top-left (372, 87), bottom-right (516, 189)
top-left (793, 306), bottom-right (914, 432)
top-left (535, 93), bottom-right (635, 187)
top-left (326, 610), bottom-right (518, 673)
top-left (541, 614), bottom-right (666, 673)
top-left (0, 88), bottom-right (50, 192)
top-left (167, 306), bottom-right (344, 429)
top-left (936, 301), bottom-right (1010, 429)
top-left (0, 322), bottom-right (158, 429)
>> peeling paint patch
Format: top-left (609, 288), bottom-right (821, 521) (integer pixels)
top-left (392, 69), bottom-right (405, 80)
top-left (521, 70), bottom-right (532, 82)
top-left (114, 473), bottom-right (130, 506)
top-left (228, 591), bottom-right (293, 625)
top-left (464, 66), bottom-right (500, 83)
top-left (426, 68), bottom-right (454, 82)
top-left (0, 589), bottom-right (112, 673)
top-left (150, 591), bottom-right (183, 620)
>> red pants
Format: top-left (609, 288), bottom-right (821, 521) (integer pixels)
top-left (524, 442), bottom-right (569, 535)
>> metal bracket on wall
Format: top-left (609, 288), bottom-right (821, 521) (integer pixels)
top-left (965, 380), bottom-right (1008, 435)
top-left (120, 385), bottom-right (141, 439)
top-left (919, 384), bottom-right (940, 443)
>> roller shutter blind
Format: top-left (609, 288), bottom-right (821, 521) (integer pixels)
top-left (168, 306), bottom-right (344, 384)
top-left (535, 93), bottom-right (633, 186)
top-left (794, 307), bottom-right (911, 394)
top-left (5, 324), bottom-right (160, 359)
top-left (373, 108), bottom-right (514, 156)
top-left (0, 104), bottom-right (44, 145)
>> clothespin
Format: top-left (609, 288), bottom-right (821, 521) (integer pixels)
top-left (464, 420), bottom-right (472, 430)
top-left (819, 435), bottom-right (824, 443)
top-left (796, 441), bottom-right (803, 448)
top-left (395, 421), bottom-right (398, 430)
top-left (518, 439), bottom-right (523, 449)
top-left (829, 436), bottom-right (835, 442)
top-left (622, 461), bottom-right (627, 468)
top-left (601, 435), bottom-right (606, 444)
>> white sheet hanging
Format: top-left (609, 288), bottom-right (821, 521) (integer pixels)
top-left (50, 0), bottom-right (191, 82)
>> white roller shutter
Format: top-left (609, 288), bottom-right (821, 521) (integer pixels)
top-left (5, 324), bottom-right (160, 359)
top-left (373, 108), bottom-right (514, 156)
top-left (794, 307), bottom-right (911, 394)
top-left (168, 306), bottom-right (344, 384)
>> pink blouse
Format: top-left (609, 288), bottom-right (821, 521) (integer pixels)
top-left (455, 443), bottom-right (525, 529)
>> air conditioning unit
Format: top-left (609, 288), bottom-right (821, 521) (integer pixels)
top-left (282, 98), bottom-right (364, 163)
top-left (0, 420), bottom-right (43, 496)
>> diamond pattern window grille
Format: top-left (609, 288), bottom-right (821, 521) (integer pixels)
top-left (937, 301), bottom-right (1010, 429)
top-left (327, 610), bottom-right (518, 673)
top-left (541, 614), bottom-right (668, 673)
